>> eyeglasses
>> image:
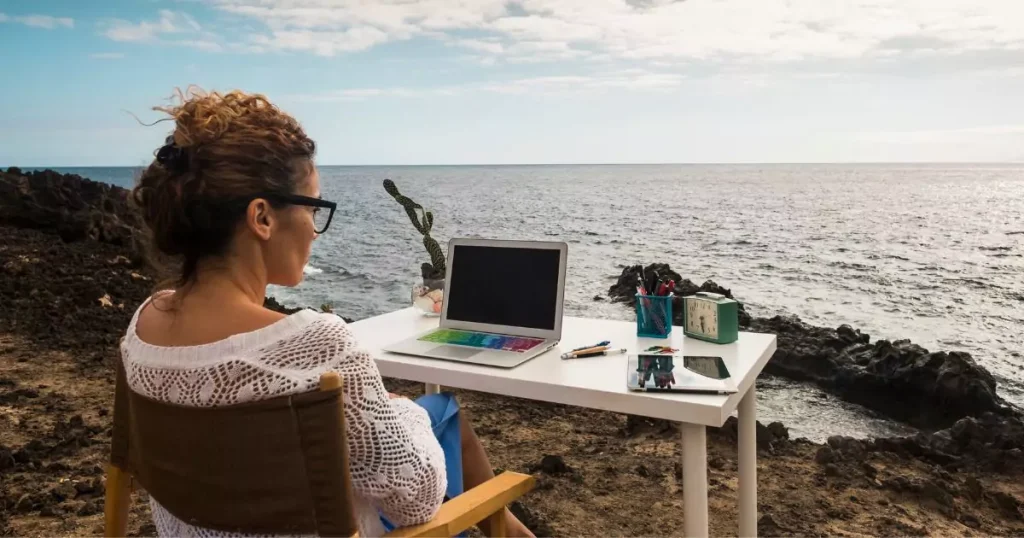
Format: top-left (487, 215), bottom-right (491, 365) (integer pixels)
top-left (255, 192), bottom-right (337, 234)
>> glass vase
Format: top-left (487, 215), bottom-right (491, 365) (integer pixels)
top-left (412, 277), bottom-right (445, 316)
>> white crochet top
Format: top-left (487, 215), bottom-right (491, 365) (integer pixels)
top-left (120, 292), bottom-right (448, 537)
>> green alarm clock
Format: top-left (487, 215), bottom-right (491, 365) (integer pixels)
top-left (682, 292), bottom-right (739, 344)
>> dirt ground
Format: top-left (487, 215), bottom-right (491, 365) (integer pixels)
top-left (2, 224), bottom-right (1024, 537)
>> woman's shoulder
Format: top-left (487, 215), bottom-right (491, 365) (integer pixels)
top-left (123, 292), bottom-right (353, 365)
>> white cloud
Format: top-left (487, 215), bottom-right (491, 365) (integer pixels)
top-left (250, 26), bottom-right (391, 56)
top-left (0, 13), bottom-right (74, 29)
top-left (201, 0), bottom-right (1024, 73)
top-left (95, 0), bottom-right (1024, 80)
top-left (287, 69), bottom-right (686, 101)
top-left (103, 10), bottom-right (202, 42)
top-left (857, 125), bottom-right (1024, 144)
top-left (90, 52), bottom-right (125, 60)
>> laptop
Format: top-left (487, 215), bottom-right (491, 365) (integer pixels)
top-left (383, 238), bottom-right (568, 368)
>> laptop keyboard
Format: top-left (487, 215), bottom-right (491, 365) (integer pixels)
top-left (418, 329), bottom-right (545, 353)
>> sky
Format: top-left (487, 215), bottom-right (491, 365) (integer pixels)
top-left (1, 0), bottom-right (1023, 166)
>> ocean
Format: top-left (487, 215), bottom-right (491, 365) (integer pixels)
top-left (39, 164), bottom-right (1024, 441)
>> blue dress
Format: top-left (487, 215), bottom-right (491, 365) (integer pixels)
top-left (378, 392), bottom-right (464, 533)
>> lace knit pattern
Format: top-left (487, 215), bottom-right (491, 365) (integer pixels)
top-left (121, 293), bottom-right (447, 537)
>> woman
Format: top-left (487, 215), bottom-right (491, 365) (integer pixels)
top-left (122, 88), bottom-right (535, 537)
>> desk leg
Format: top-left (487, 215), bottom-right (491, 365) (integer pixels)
top-left (739, 384), bottom-right (758, 538)
top-left (424, 383), bottom-right (440, 395)
top-left (681, 423), bottom-right (708, 538)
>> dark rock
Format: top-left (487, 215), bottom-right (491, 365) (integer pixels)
top-left (535, 454), bottom-right (571, 475)
top-left (509, 501), bottom-right (554, 538)
top-left (0, 168), bottom-right (141, 249)
top-left (720, 416), bottom-right (789, 451)
top-left (0, 444), bottom-right (13, 470)
top-left (14, 493), bottom-right (39, 513)
top-left (50, 481), bottom-right (77, 502)
top-left (766, 421), bottom-right (789, 441)
top-left (747, 315), bottom-right (1012, 430)
top-left (965, 476), bottom-right (984, 500)
top-left (827, 436), bottom-right (867, 457)
top-left (824, 463), bottom-right (841, 477)
top-left (592, 295), bottom-right (604, 301)
top-left (607, 264), bottom-right (752, 327)
top-left (870, 413), bottom-right (1024, 472)
top-left (883, 475), bottom-right (914, 491)
top-left (921, 480), bottom-right (955, 507)
top-left (77, 499), bottom-right (103, 516)
top-left (989, 491), bottom-right (1022, 519)
top-left (815, 446), bottom-right (837, 464)
top-left (635, 464), bottom-right (650, 477)
top-left (757, 514), bottom-right (788, 535)
top-left (74, 479), bottom-right (98, 496)
top-left (69, 414), bottom-right (85, 428)
top-left (263, 296), bottom-right (304, 315)
top-left (861, 461), bottom-right (878, 479)
top-left (624, 414), bottom-right (675, 437)
top-left (263, 296), bottom-right (355, 324)
top-left (959, 512), bottom-right (981, 528)
top-left (39, 504), bottom-right (61, 518)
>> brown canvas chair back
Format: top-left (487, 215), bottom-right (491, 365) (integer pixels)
top-left (109, 360), bottom-right (359, 537)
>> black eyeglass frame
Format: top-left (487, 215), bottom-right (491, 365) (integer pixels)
top-left (252, 192), bottom-right (337, 234)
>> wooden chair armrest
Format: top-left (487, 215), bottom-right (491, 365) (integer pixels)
top-left (384, 471), bottom-right (536, 538)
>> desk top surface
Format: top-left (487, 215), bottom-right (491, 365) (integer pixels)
top-left (348, 308), bottom-right (777, 426)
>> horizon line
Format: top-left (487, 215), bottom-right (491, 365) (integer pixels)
top-left (7, 160), bottom-right (1024, 168)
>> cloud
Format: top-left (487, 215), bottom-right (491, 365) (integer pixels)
top-left (250, 27), bottom-right (391, 56)
top-left (0, 12), bottom-right (74, 29)
top-left (90, 52), bottom-right (125, 60)
top-left (103, 10), bottom-right (202, 42)
top-left (857, 125), bottom-right (1024, 144)
top-left (101, 1), bottom-right (1024, 80)
top-left (185, 0), bottom-right (1024, 79)
top-left (287, 69), bottom-right (686, 101)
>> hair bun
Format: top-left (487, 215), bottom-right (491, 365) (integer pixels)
top-left (155, 135), bottom-right (189, 173)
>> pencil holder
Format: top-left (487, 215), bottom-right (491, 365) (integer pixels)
top-left (635, 294), bottom-right (673, 338)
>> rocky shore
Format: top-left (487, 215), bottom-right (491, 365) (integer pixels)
top-left (1, 168), bottom-right (1022, 536)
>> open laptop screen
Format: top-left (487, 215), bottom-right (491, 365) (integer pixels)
top-left (445, 244), bottom-right (561, 330)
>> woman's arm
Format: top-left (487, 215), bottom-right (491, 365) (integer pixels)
top-left (325, 324), bottom-right (447, 526)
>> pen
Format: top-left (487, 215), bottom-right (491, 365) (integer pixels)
top-left (571, 341), bottom-right (609, 352)
top-left (561, 345), bottom-right (609, 358)
top-left (562, 348), bottom-right (627, 359)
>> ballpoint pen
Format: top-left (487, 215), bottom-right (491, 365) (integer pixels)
top-left (562, 348), bottom-right (627, 359)
top-left (560, 345), bottom-right (609, 359)
top-left (570, 341), bottom-right (610, 352)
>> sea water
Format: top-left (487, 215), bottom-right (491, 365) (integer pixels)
top-left (42, 163), bottom-right (1024, 441)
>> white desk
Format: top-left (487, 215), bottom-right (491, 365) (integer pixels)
top-left (349, 308), bottom-right (777, 538)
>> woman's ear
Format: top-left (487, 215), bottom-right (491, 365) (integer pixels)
top-left (246, 199), bottom-right (274, 241)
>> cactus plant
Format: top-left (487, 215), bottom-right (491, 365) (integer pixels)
top-left (383, 179), bottom-right (446, 281)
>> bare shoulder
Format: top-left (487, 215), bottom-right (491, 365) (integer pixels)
top-left (136, 293), bottom-right (290, 347)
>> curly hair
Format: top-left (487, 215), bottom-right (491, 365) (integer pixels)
top-left (130, 87), bottom-right (316, 288)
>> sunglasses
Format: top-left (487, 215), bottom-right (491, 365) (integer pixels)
top-left (253, 192), bottom-right (337, 234)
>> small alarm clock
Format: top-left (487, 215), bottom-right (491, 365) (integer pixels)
top-left (682, 292), bottom-right (739, 344)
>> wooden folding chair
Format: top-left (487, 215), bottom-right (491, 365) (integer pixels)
top-left (103, 361), bottom-right (535, 537)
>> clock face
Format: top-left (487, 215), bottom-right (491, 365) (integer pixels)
top-left (686, 298), bottom-right (718, 339)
